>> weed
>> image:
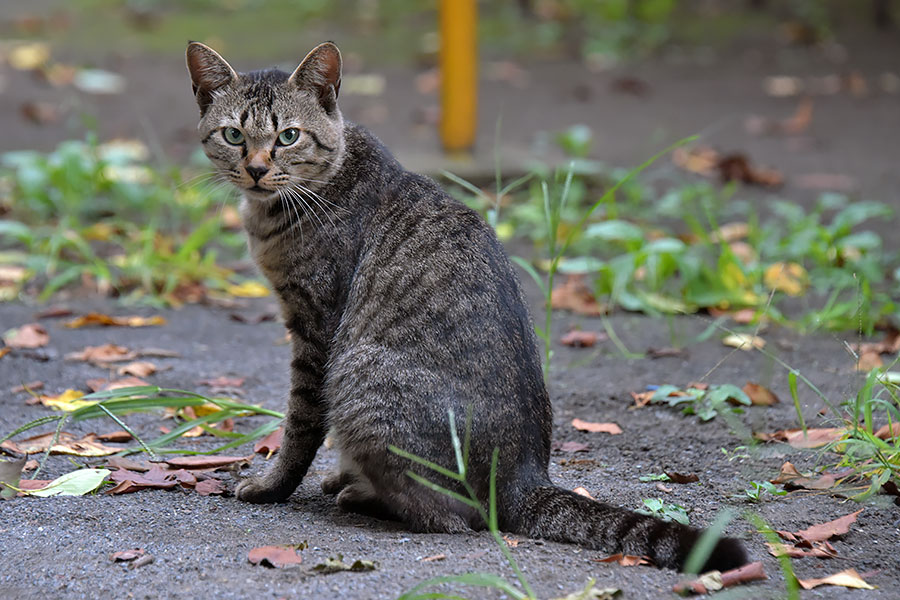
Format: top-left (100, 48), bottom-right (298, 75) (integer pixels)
top-left (638, 473), bottom-right (671, 482)
top-left (636, 498), bottom-right (690, 525)
top-left (650, 383), bottom-right (750, 422)
top-left (737, 481), bottom-right (787, 503)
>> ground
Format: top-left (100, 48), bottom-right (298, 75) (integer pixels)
top-left (1, 6), bottom-right (900, 600)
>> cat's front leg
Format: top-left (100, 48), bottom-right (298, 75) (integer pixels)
top-left (236, 357), bottom-right (326, 503)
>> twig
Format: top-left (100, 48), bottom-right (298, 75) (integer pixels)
top-left (673, 561), bottom-right (767, 595)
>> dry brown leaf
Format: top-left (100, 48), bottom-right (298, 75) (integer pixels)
top-left (10, 380), bottom-right (43, 394)
top-left (164, 455), bottom-right (253, 469)
top-left (718, 154), bottom-right (784, 187)
top-left (797, 568), bottom-right (874, 590)
top-left (673, 561), bottom-right (767, 595)
top-left (875, 422), bottom-right (900, 440)
top-left (0, 348), bottom-right (10, 359)
top-left (856, 351), bottom-right (883, 371)
top-left (745, 97), bottom-right (813, 136)
top-left (253, 427), bottom-right (284, 458)
top-left (709, 222), bottom-right (750, 243)
top-left (764, 262), bottom-right (809, 296)
top-left (503, 535), bottom-right (520, 548)
top-left (64, 313), bottom-right (166, 328)
top-left (3, 323), bottom-right (49, 348)
top-left (742, 383), bottom-right (780, 406)
top-left (572, 486), bottom-right (594, 499)
top-left (117, 361), bottom-right (157, 377)
top-left (195, 478), bottom-right (225, 496)
top-left (557, 441), bottom-right (590, 453)
top-left (594, 553), bottom-right (651, 567)
top-left (2, 432), bottom-right (120, 457)
top-left (197, 376), bottom-right (246, 388)
top-left (664, 472), bottom-right (699, 484)
top-left (110, 548), bottom-right (146, 562)
top-left (770, 462), bottom-right (839, 491)
top-left (791, 510), bottom-right (863, 543)
top-left (86, 376), bottom-right (150, 393)
top-left (248, 545), bottom-right (303, 568)
top-left (852, 328), bottom-right (900, 355)
top-left (646, 347), bottom-right (687, 359)
top-left (754, 428), bottom-right (846, 449)
top-left (571, 419), bottom-right (622, 435)
top-left (672, 145), bottom-right (719, 175)
top-left (95, 431), bottom-right (132, 443)
top-left (630, 390), bottom-right (654, 408)
top-left (559, 330), bottom-right (599, 347)
top-left (33, 306), bottom-right (74, 319)
top-left (765, 541), bottom-right (837, 559)
top-left (550, 274), bottom-right (606, 316)
top-left (66, 344), bottom-right (136, 363)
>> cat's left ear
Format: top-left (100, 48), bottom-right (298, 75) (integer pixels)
top-left (289, 42), bottom-right (342, 113)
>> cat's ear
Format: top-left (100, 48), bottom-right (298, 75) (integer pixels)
top-left (186, 42), bottom-right (238, 115)
top-left (289, 42), bottom-right (342, 113)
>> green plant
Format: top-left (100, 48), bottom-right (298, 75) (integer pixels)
top-left (738, 481), bottom-right (787, 503)
top-left (390, 409), bottom-right (536, 600)
top-left (1, 386), bottom-right (283, 477)
top-left (0, 137), bottom-right (247, 304)
top-left (650, 383), bottom-right (750, 422)
top-left (635, 498), bottom-right (689, 525)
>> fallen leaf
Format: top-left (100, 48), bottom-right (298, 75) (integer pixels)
top-left (856, 351), bottom-right (883, 371)
top-left (573, 486), bottom-right (594, 499)
top-left (797, 568), bottom-right (874, 590)
top-left (197, 376), bottom-right (245, 389)
top-left (664, 472), bottom-right (699, 484)
top-left (673, 561), bottom-right (767, 595)
top-left (646, 346), bottom-right (687, 359)
top-left (557, 441), bottom-right (590, 453)
top-left (8, 42), bottom-right (50, 70)
top-left (754, 428), bottom-right (846, 449)
top-left (875, 422), bottom-right (900, 440)
top-left (0, 348), bottom-right (9, 359)
top-left (718, 154), bottom-right (783, 187)
top-left (39, 389), bottom-right (95, 412)
top-left (105, 456), bottom-right (150, 472)
top-left (560, 330), bottom-right (599, 347)
top-left (764, 262), bottom-right (808, 296)
top-left (111, 549), bottom-right (146, 562)
top-left (503, 535), bottom-right (520, 547)
top-left (745, 97), bottom-right (813, 136)
top-left (10, 380), bottom-right (43, 394)
top-left (765, 541), bottom-right (837, 559)
top-left (790, 510), bottom-right (863, 543)
top-left (117, 361), bottom-right (157, 377)
top-left (19, 468), bottom-right (110, 497)
top-left (64, 313), bottom-right (166, 328)
top-left (95, 431), bottom-right (132, 443)
top-left (85, 377), bottom-right (150, 393)
top-left (722, 333), bottom-right (766, 351)
top-left (254, 427), bottom-right (284, 458)
top-left (195, 478), bottom-right (225, 496)
top-left (229, 312), bottom-right (276, 324)
top-left (248, 545), bottom-right (304, 568)
top-left (65, 344), bottom-right (137, 363)
top-left (226, 281), bottom-right (270, 298)
top-left (672, 145), bottom-right (719, 176)
top-left (571, 419), bottom-right (622, 435)
top-left (165, 455), bottom-right (253, 469)
top-left (312, 555), bottom-right (376, 574)
top-left (742, 383), bottom-right (780, 406)
top-left (552, 584), bottom-right (622, 600)
top-left (595, 553), bottom-right (651, 566)
top-left (73, 68), bottom-right (126, 94)
top-left (3, 432), bottom-right (120, 457)
top-left (33, 306), bottom-right (74, 319)
top-left (551, 275), bottom-right (606, 316)
top-left (3, 323), bottom-right (49, 348)
top-left (771, 462), bottom-right (839, 490)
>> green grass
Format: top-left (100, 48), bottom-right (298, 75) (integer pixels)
top-left (0, 136), bottom-right (251, 305)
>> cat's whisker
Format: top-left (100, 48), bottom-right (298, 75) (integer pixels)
top-left (294, 184), bottom-right (337, 228)
top-left (285, 186), bottom-right (326, 230)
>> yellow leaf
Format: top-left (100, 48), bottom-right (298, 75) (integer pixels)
top-left (40, 390), bottom-right (97, 412)
top-left (764, 262), bottom-right (808, 296)
top-left (722, 333), bottom-right (766, 351)
top-left (798, 568), bottom-right (876, 590)
top-left (720, 261), bottom-right (749, 290)
top-left (9, 43), bottom-right (51, 70)
top-left (226, 281), bottom-right (270, 298)
top-left (192, 402), bottom-right (226, 417)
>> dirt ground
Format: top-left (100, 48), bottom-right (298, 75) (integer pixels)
top-left (2, 6), bottom-right (900, 600)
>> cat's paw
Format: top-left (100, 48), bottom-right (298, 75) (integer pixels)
top-left (235, 476), bottom-right (292, 504)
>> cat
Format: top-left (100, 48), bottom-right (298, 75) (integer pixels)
top-left (186, 40), bottom-right (748, 572)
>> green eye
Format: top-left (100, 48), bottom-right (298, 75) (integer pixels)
top-left (277, 128), bottom-right (300, 146)
top-left (223, 127), bottom-right (244, 145)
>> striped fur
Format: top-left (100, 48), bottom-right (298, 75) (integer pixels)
top-left (186, 42), bottom-right (748, 572)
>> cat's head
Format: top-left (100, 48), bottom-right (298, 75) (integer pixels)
top-left (186, 41), bottom-right (344, 201)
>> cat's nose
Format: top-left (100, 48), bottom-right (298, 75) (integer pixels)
top-left (246, 165), bottom-right (269, 182)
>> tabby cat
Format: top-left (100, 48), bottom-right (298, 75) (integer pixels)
top-left (185, 40), bottom-right (747, 572)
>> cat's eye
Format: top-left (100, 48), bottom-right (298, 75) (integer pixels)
top-left (277, 128), bottom-right (300, 146)
top-left (223, 127), bottom-right (245, 145)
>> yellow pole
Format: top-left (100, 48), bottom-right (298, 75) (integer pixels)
top-left (440, 0), bottom-right (477, 153)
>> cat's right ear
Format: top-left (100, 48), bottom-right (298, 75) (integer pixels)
top-left (289, 42), bottom-right (342, 114)
top-left (186, 42), bottom-right (238, 115)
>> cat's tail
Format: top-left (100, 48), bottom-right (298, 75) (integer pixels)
top-left (501, 485), bottom-right (747, 572)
